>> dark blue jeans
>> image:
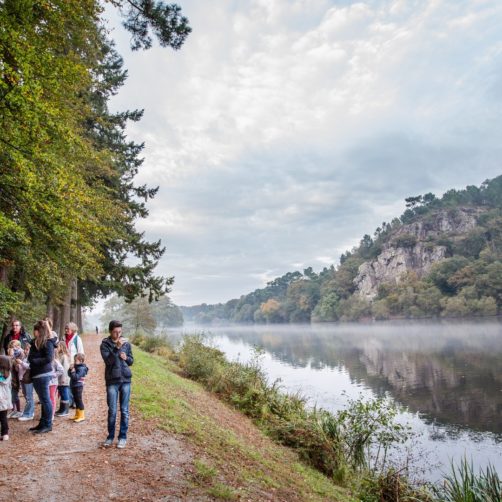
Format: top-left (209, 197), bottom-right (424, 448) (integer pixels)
top-left (106, 383), bottom-right (131, 440)
top-left (58, 385), bottom-right (70, 402)
top-left (21, 382), bottom-right (34, 418)
top-left (32, 375), bottom-right (53, 428)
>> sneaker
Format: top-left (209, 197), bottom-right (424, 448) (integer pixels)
top-left (18, 415), bottom-right (34, 421)
top-left (102, 438), bottom-right (113, 447)
top-left (117, 438), bottom-right (127, 449)
top-left (7, 410), bottom-right (16, 418)
top-left (11, 411), bottom-right (22, 419)
top-left (2, 435), bottom-right (9, 441)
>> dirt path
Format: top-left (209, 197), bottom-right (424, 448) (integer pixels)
top-left (0, 335), bottom-right (210, 502)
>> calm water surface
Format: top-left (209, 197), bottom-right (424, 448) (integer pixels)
top-left (172, 321), bottom-right (502, 481)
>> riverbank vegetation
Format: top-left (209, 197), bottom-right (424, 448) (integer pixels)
top-left (432, 458), bottom-right (502, 502)
top-left (0, 1), bottom-right (190, 335)
top-left (131, 332), bottom-right (434, 500)
top-left (131, 339), bottom-right (353, 501)
top-left (133, 332), bottom-right (502, 501)
top-left (182, 176), bottom-right (502, 324)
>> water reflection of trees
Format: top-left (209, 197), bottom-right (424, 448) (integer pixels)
top-left (207, 322), bottom-right (502, 433)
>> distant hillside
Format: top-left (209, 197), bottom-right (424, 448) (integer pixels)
top-left (181, 175), bottom-right (502, 324)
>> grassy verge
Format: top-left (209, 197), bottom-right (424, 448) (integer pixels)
top-left (131, 346), bottom-right (354, 501)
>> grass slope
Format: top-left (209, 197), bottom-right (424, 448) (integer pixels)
top-left (131, 347), bottom-right (353, 501)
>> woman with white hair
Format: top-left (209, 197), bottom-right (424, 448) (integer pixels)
top-left (64, 322), bottom-right (84, 360)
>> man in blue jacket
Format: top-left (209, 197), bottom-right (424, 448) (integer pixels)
top-left (100, 320), bottom-right (133, 449)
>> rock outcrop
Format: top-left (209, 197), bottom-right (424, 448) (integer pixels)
top-left (355, 208), bottom-right (480, 300)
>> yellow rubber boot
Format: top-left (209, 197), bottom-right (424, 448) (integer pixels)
top-left (74, 409), bottom-right (85, 423)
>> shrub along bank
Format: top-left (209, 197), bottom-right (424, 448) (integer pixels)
top-left (130, 335), bottom-right (352, 501)
top-left (132, 332), bottom-right (502, 501)
top-left (132, 333), bottom-right (440, 501)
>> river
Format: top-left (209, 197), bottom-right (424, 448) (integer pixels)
top-left (167, 320), bottom-right (502, 482)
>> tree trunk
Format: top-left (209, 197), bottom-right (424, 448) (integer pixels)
top-left (77, 303), bottom-right (83, 334)
top-left (52, 304), bottom-right (61, 339)
top-left (0, 322), bottom-right (8, 355)
top-left (0, 263), bottom-right (11, 352)
top-left (61, 283), bottom-right (72, 336)
top-left (46, 301), bottom-right (54, 320)
top-left (70, 278), bottom-right (78, 323)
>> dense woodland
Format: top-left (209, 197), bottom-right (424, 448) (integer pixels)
top-left (0, 0), bottom-right (190, 337)
top-left (182, 176), bottom-right (502, 324)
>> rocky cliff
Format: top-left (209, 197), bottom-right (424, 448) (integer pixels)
top-left (355, 207), bottom-right (481, 300)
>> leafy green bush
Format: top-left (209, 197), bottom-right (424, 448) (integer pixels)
top-left (130, 331), bottom-right (173, 355)
top-left (178, 335), bottom-right (227, 382)
top-left (0, 285), bottom-right (22, 323)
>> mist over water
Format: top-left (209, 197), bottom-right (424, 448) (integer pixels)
top-left (168, 320), bottom-right (502, 481)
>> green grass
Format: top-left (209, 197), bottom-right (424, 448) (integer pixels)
top-left (131, 347), bottom-right (354, 501)
top-left (193, 459), bottom-right (217, 483)
top-left (207, 482), bottom-right (238, 500)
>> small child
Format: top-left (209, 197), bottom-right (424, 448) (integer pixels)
top-left (0, 355), bottom-right (12, 440)
top-left (7, 340), bottom-right (23, 418)
top-left (69, 353), bottom-right (88, 423)
top-left (17, 343), bottom-right (34, 421)
top-left (49, 357), bottom-right (64, 420)
top-left (55, 342), bottom-right (71, 417)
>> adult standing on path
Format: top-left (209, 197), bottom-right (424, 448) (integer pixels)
top-left (3, 319), bottom-right (31, 354)
top-left (100, 320), bottom-right (133, 449)
top-left (64, 322), bottom-right (84, 408)
top-left (64, 322), bottom-right (84, 360)
top-left (28, 320), bottom-right (55, 434)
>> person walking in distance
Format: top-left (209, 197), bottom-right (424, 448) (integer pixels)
top-left (100, 320), bottom-right (133, 449)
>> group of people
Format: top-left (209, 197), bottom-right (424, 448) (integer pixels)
top-left (0, 318), bottom-right (133, 449)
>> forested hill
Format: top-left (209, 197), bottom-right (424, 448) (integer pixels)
top-left (182, 175), bottom-right (502, 324)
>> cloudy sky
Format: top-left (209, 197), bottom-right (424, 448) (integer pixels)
top-left (106, 0), bottom-right (502, 306)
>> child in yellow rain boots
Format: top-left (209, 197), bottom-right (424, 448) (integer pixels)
top-left (68, 353), bottom-right (88, 423)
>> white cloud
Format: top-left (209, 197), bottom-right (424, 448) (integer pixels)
top-left (106, 0), bottom-right (502, 305)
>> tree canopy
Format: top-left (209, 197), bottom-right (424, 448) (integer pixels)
top-left (0, 0), bottom-right (190, 329)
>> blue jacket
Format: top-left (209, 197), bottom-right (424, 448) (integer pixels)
top-left (28, 340), bottom-right (55, 378)
top-left (69, 363), bottom-right (88, 388)
top-left (100, 337), bottom-right (133, 385)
